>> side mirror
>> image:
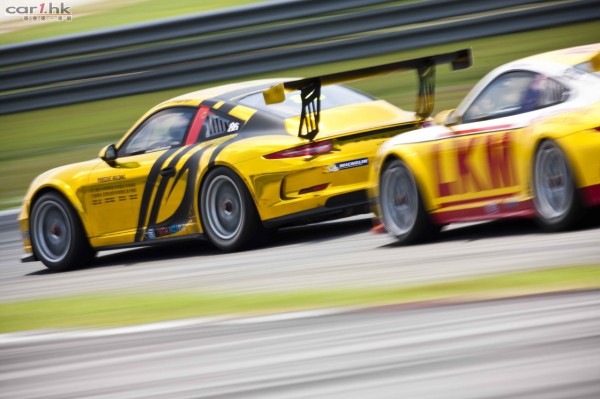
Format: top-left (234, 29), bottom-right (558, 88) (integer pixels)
top-left (434, 109), bottom-right (461, 126)
top-left (434, 109), bottom-right (455, 125)
top-left (446, 111), bottom-right (462, 126)
top-left (99, 144), bottom-right (117, 163)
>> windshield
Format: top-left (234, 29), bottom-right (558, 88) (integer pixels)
top-left (238, 85), bottom-right (375, 117)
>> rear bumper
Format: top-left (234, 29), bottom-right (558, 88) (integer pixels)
top-left (263, 190), bottom-right (368, 228)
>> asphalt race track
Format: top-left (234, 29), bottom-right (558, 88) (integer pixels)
top-left (2, 291), bottom-right (600, 398)
top-left (0, 211), bottom-right (599, 302)
top-left (1, 211), bottom-right (599, 398)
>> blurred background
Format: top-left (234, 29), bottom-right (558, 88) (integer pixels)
top-left (1, 0), bottom-right (598, 210)
top-left (1, 2), bottom-right (600, 397)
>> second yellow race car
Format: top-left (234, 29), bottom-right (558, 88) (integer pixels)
top-left (370, 44), bottom-right (600, 244)
top-left (19, 50), bottom-right (472, 271)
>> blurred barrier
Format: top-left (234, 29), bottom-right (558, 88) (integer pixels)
top-left (0, 0), bottom-right (599, 115)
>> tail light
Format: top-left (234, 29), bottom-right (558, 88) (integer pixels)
top-left (264, 140), bottom-right (333, 159)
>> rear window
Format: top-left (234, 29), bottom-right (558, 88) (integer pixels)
top-left (238, 85), bottom-right (375, 117)
top-left (574, 61), bottom-right (600, 78)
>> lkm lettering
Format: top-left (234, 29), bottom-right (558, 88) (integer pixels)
top-left (433, 133), bottom-right (517, 197)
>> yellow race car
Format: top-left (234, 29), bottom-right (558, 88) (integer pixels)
top-left (19, 50), bottom-right (472, 271)
top-left (370, 44), bottom-right (600, 244)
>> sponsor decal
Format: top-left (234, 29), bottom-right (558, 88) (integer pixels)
top-left (325, 157), bottom-right (369, 173)
top-left (90, 183), bottom-right (137, 206)
top-left (4, 1), bottom-right (73, 22)
top-left (146, 224), bottom-right (186, 240)
top-left (433, 132), bottom-right (517, 198)
top-left (22, 231), bottom-right (30, 240)
top-left (97, 175), bottom-right (126, 183)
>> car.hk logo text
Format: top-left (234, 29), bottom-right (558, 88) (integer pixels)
top-left (5, 2), bottom-right (73, 22)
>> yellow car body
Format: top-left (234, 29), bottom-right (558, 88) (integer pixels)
top-left (370, 44), bottom-right (600, 244)
top-left (19, 50), bottom-right (472, 270)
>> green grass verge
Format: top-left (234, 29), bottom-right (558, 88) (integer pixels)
top-left (0, 0), bottom-right (262, 45)
top-left (0, 20), bottom-right (598, 209)
top-left (1, 265), bottom-right (598, 333)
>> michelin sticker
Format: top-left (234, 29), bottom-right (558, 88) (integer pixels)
top-left (325, 157), bottom-right (369, 173)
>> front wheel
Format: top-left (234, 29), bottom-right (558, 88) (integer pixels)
top-left (200, 168), bottom-right (267, 251)
top-left (533, 140), bottom-right (582, 231)
top-left (30, 192), bottom-right (94, 272)
top-left (379, 159), bottom-right (436, 245)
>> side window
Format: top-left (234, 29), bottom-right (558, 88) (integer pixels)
top-left (536, 77), bottom-right (569, 108)
top-left (119, 107), bottom-right (195, 157)
top-left (463, 71), bottom-right (535, 123)
top-left (200, 112), bottom-right (242, 141)
top-left (463, 71), bottom-right (569, 124)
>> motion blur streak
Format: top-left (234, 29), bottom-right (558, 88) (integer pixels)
top-left (1, 214), bottom-right (600, 302)
top-left (1, 292), bottom-right (599, 398)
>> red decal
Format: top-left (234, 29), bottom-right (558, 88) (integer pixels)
top-left (432, 144), bottom-right (451, 197)
top-left (487, 133), bottom-right (516, 189)
top-left (185, 106), bottom-right (210, 145)
top-left (454, 124), bottom-right (514, 135)
top-left (431, 199), bottom-right (535, 224)
top-left (440, 192), bottom-right (519, 208)
top-left (580, 183), bottom-right (600, 207)
top-left (457, 138), bottom-right (484, 193)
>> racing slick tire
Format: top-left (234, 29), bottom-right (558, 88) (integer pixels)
top-left (533, 140), bottom-right (582, 231)
top-left (379, 159), bottom-right (436, 245)
top-left (30, 192), bottom-right (94, 272)
top-left (200, 167), bottom-right (267, 251)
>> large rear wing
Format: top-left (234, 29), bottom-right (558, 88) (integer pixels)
top-left (263, 49), bottom-right (472, 141)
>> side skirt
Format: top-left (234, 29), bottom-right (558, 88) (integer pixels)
top-left (430, 200), bottom-right (535, 225)
top-left (95, 233), bottom-right (205, 252)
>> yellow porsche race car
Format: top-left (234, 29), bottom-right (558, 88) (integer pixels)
top-left (370, 44), bottom-right (600, 244)
top-left (19, 50), bottom-right (472, 271)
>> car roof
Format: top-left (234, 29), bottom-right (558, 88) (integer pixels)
top-left (519, 43), bottom-right (600, 67)
top-left (163, 79), bottom-right (285, 105)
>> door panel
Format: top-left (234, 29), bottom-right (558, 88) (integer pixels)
top-left (85, 151), bottom-right (167, 245)
top-left (429, 127), bottom-right (521, 206)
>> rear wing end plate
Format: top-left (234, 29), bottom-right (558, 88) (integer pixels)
top-left (263, 49), bottom-right (472, 141)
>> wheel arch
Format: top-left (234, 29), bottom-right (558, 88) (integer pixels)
top-left (29, 184), bottom-right (93, 239)
top-left (196, 161), bottom-right (262, 228)
top-left (378, 149), bottom-right (437, 213)
top-left (531, 137), bottom-right (583, 192)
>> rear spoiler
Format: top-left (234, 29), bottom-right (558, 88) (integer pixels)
top-left (263, 49), bottom-right (472, 141)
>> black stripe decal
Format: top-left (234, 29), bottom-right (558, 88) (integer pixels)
top-left (215, 102), bottom-right (236, 114)
top-left (145, 144), bottom-right (202, 235)
top-left (146, 145), bottom-right (213, 235)
top-left (200, 99), bottom-right (219, 108)
top-left (135, 147), bottom-right (180, 241)
top-left (207, 136), bottom-right (238, 167)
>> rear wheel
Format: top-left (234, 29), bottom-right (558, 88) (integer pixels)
top-left (379, 159), bottom-right (436, 245)
top-left (200, 168), bottom-right (268, 251)
top-left (30, 192), bottom-right (94, 272)
top-left (533, 140), bottom-right (582, 231)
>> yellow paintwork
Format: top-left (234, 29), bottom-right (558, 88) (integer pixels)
top-left (369, 45), bottom-right (600, 224)
top-left (19, 83), bottom-right (417, 254)
top-left (370, 103), bottom-right (600, 222)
